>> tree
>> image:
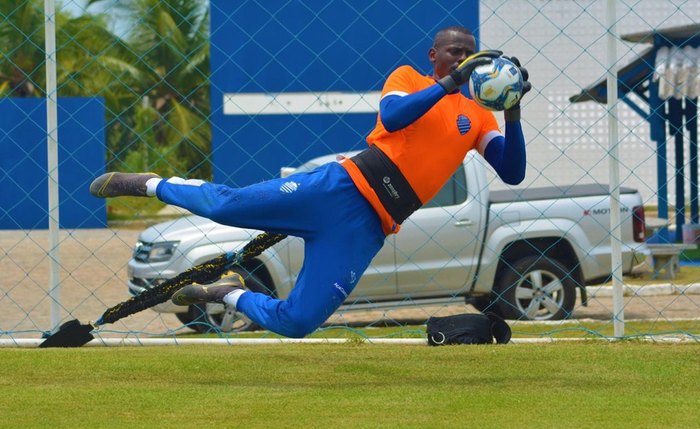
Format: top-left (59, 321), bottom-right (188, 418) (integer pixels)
top-left (0, 0), bottom-right (137, 100)
top-left (87, 0), bottom-right (211, 178)
top-left (0, 0), bottom-right (212, 178)
top-left (0, 0), bottom-right (145, 177)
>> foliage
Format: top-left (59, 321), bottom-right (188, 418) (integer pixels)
top-left (0, 0), bottom-right (211, 178)
top-left (88, 0), bottom-right (211, 178)
top-left (0, 0), bottom-right (136, 99)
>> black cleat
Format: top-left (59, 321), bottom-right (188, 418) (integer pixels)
top-left (89, 172), bottom-right (161, 198)
top-left (171, 273), bottom-right (245, 306)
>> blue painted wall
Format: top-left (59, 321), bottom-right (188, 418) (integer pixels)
top-left (0, 97), bottom-right (106, 229)
top-left (210, 0), bottom-right (480, 186)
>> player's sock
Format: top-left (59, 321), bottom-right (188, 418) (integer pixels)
top-left (223, 288), bottom-right (246, 308)
top-left (145, 178), bottom-right (162, 196)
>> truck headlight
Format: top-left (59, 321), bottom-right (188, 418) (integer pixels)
top-left (133, 241), bottom-right (180, 263)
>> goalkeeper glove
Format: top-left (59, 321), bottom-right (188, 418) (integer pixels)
top-left (503, 56), bottom-right (531, 122)
top-left (437, 49), bottom-right (503, 94)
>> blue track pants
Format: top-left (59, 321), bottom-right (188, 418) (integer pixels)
top-left (156, 162), bottom-right (386, 337)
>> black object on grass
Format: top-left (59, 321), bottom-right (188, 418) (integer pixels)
top-left (39, 232), bottom-right (286, 348)
top-left (38, 319), bottom-right (96, 348)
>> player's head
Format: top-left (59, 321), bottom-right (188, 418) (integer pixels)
top-left (429, 26), bottom-right (476, 80)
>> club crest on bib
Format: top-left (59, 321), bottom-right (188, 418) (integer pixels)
top-left (456, 114), bottom-right (471, 135)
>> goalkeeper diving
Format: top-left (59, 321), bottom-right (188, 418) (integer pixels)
top-left (90, 25), bottom-right (531, 338)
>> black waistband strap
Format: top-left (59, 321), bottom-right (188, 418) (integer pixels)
top-left (351, 145), bottom-right (422, 224)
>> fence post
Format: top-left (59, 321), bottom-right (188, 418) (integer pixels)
top-left (44, 0), bottom-right (61, 333)
top-left (606, 0), bottom-right (625, 337)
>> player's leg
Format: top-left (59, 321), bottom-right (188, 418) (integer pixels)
top-left (90, 163), bottom-right (345, 237)
top-left (233, 210), bottom-right (385, 338)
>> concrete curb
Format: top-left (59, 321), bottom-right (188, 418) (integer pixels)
top-left (585, 283), bottom-right (700, 298)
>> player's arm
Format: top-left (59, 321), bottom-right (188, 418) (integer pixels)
top-left (381, 50), bottom-right (502, 132)
top-left (482, 56), bottom-right (531, 185)
top-left (481, 124), bottom-right (526, 185)
top-left (379, 85), bottom-right (446, 132)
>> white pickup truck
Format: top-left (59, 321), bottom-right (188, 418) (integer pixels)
top-left (126, 151), bottom-right (647, 332)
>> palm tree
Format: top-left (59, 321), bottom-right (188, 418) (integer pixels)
top-left (1, 0), bottom-right (211, 178)
top-left (0, 1), bottom-right (46, 97)
top-left (0, 0), bottom-right (146, 177)
top-left (0, 0), bottom-right (137, 99)
top-left (87, 0), bottom-right (211, 178)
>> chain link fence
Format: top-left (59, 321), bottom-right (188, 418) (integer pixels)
top-left (1, 0), bottom-right (699, 343)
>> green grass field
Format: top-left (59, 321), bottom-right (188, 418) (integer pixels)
top-left (188, 319), bottom-right (700, 341)
top-left (1, 343), bottom-right (699, 429)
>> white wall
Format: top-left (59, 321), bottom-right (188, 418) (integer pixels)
top-left (479, 0), bottom-right (700, 209)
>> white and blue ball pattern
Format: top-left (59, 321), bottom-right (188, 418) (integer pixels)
top-left (468, 57), bottom-right (523, 111)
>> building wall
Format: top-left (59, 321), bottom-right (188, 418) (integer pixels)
top-left (0, 97), bottom-right (106, 229)
top-left (480, 0), bottom-right (700, 208)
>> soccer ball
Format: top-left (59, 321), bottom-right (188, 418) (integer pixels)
top-left (468, 57), bottom-right (524, 111)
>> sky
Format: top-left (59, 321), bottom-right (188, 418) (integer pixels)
top-left (59, 0), bottom-right (131, 37)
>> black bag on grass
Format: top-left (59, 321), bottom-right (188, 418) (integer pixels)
top-left (426, 313), bottom-right (511, 346)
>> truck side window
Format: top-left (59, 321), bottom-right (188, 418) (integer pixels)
top-left (422, 165), bottom-right (468, 208)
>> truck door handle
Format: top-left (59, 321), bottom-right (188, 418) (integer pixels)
top-left (454, 219), bottom-right (473, 227)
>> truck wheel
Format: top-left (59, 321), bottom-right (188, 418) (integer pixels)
top-left (494, 256), bottom-right (576, 321)
top-left (176, 267), bottom-right (271, 333)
